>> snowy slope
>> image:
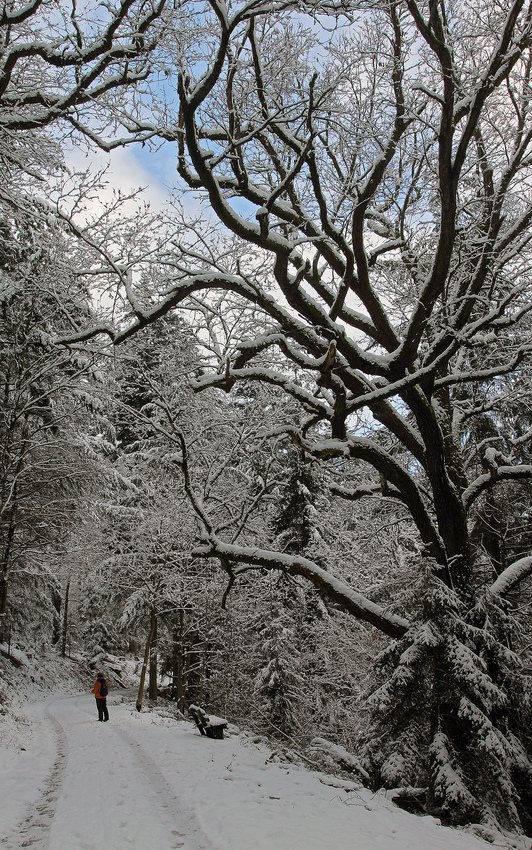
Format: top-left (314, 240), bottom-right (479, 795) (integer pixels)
top-left (2, 688), bottom-right (531, 850)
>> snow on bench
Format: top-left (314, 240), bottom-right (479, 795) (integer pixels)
top-left (188, 704), bottom-right (228, 740)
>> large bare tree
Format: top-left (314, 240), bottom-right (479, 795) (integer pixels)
top-left (57, 0), bottom-right (532, 831)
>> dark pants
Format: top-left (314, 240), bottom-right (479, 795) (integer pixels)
top-left (95, 698), bottom-right (109, 721)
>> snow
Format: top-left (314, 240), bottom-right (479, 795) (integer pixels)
top-left (203, 713), bottom-right (227, 727)
top-left (0, 643), bottom-right (31, 667)
top-left (1, 688), bottom-right (529, 850)
top-left (462, 466), bottom-right (532, 511)
top-left (193, 537), bottom-right (410, 638)
top-left (491, 557), bottom-right (532, 596)
top-left (308, 736), bottom-right (370, 779)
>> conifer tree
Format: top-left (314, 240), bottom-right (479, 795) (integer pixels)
top-left (0, 210), bottom-right (102, 645)
top-left (271, 453), bottom-right (326, 556)
top-left (364, 568), bottom-right (532, 831)
top-left (255, 601), bottom-right (302, 736)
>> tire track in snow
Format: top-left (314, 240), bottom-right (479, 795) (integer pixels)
top-left (2, 695), bottom-right (214, 850)
top-left (109, 722), bottom-right (212, 850)
top-left (1, 701), bottom-right (68, 849)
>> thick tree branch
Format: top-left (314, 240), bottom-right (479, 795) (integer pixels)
top-left (463, 465), bottom-right (532, 512)
top-left (193, 538), bottom-right (410, 639)
top-left (491, 556), bottom-right (532, 595)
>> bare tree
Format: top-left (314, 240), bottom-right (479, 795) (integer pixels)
top-left (68, 0), bottom-right (532, 594)
top-left (56, 0), bottom-right (532, 831)
top-left (0, 0), bottom-right (169, 275)
top-left (0, 0), bottom-right (166, 133)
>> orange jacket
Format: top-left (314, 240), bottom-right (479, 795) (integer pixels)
top-left (92, 679), bottom-right (108, 698)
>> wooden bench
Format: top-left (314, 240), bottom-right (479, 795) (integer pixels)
top-left (189, 704), bottom-right (228, 740)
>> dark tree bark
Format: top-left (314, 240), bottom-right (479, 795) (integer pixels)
top-left (136, 607), bottom-right (158, 712)
top-left (148, 608), bottom-right (158, 701)
top-left (61, 579), bottom-right (70, 659)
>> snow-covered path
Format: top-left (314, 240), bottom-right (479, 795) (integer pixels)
top-left (2, 693), bottom-right (210, 850)
top-left (1, 690), bottom-right (527, 850)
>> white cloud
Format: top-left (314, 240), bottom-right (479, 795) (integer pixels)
top-left (65, 142), bottom-right (173, 214)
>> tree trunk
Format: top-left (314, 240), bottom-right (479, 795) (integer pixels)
top-left (148, 608), bottom-right (158, 701)
top-left (51, 586), bottom-right (62, 646)
top-left (173, 610), bottom-right (186, 710)
top-left (0, 498), bottom-right (17, 644)
top-left (186, 632), bottom-right (203, 705)
top-left (61, 579), bottom-right (70, 658)
top-left (405, 391), bottom-right (473, 594)
top-left (136, 607), bottom-right (157, 712)
top-left (0, 571), bottom-right (9, 644)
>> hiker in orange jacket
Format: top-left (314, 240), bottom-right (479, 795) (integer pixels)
top-left (92, 672), bottom-right (109, 722)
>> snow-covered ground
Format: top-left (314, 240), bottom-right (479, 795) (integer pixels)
top-left (2, 683), bottom-right (531, 850)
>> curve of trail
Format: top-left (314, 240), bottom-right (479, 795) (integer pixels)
top-left (3, 694), bottom-right (212, 850)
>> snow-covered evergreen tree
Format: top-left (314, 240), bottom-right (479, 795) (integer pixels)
top-left (271, 453), bottom-right (328, 559)
top-left (363, 567), bottom-right (532, 831)
top-left (255, 602), bottom-right (302, 736)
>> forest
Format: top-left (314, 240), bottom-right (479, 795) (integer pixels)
top-left (2, 0), bottom-right (532, 836)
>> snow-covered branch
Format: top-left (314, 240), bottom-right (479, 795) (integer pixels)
top-left (491, 556), bottom-right (532, 596)
top-left (0, 0), bottom-right (167, 130)
top-left (193, 538), bottom-right (410, 639)
top-left (462, 465), bottom-right (532, 511)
